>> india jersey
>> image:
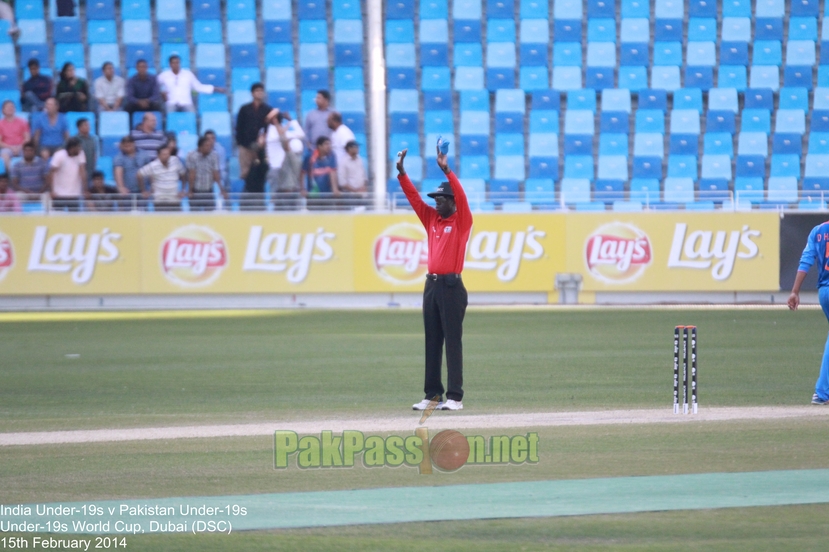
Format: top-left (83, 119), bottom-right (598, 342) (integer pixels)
top-left (798, 221), bottom-right (829, 288)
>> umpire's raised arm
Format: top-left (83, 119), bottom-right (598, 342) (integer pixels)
top-left (396, 148), bottom-right (430, 220)
top-left (436, 145), bottom-right (472, 224)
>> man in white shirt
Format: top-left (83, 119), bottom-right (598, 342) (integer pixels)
top-left (265, 109), bottom-right (305, 176)
top-left (327, 112), bottom-right (355, 185)
top-left (137, 144), bottom-right (186, 211)
top-left (49, 137), bottom-right (87, 212)
top-left (156, 55), bottom-right (225, 114)
top-left (93, 62), bottom-right (125, 112)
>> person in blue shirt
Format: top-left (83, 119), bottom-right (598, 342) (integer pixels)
top-left (31, 98), bottom-right (68, 157)
top-left (789, 219), bottom-right (829, 404)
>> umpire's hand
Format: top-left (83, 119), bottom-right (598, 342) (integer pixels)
top-left (436, 146), bottom-right (449, 173)
top-left (396, 148), bottom-right (408, 174)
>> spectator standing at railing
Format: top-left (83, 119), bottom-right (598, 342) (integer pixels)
top-left (56, 63), bottom-right (89, 113)
top-left (137, 144), bottom-right (186, 211)
top-left (32, 98), bottom-right (68, 158)
top-left (186, 136), bottom-right (224, 211)
top-left (301, 136), bottom-right (339, 209)
top-left (265, 111), bottom-right (304, 211)
top-left (93, 62), bottom-right (125, 113)
top-left (21, 59), bottom-right (52, 113)
top-left (75, 118), bottom-right (97, 179)
top-left (0, 100), bottom-right (30, 172)
top-left (338, 140), bottom-right (368, 201)
top-left (87, 170), bottom-right (119, 211)
top-left (304, 90), bottom-right (332, 148)
top-left (0, 173), bottom-right (21, 213)
top-left (202, 130), bottom-right (226, 187)
top-left (242, 137), bottom-right (268, 211)
top-left (124, 60), bottom-right (162, 117)
top-left (113, 136), bottom-right (148, 194)
top-left (157, 55), bottom-right (225, 114)
top-left (49, 137), bottom-right (87, 211)
top-left (10, 142), bottom-right (49, 195)
top-left (327, 111), bottom-right (355, 184)
top-left (235, 82), bottom-right (271, 179)
top-left (130, 112), bottom-right (168, 161)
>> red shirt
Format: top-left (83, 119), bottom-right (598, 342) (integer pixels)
top-left (0, 117), bottom-right (30, 147)
top-left (399, 170), bottom-right (473, 275)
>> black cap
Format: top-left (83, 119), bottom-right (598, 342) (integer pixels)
top-left (427, 182), bottom-right (454, 198)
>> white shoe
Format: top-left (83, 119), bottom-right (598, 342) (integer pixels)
top-left (440, 399), bottom-right (463, 411)
top-left (412, 399), bottom-right (443, 411)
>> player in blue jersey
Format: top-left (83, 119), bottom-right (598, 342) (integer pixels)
top-left (788, 220), bottom-right (829, 404)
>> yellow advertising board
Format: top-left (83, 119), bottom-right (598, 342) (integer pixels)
top-left (0, 212), bottom-right (780, 295)
top-left (353, 213), bottom-right (566, 292)
top-left (565, 212), bottom-right (780, 291)
top-left (138, 215), bottom-right (354, 293)
top-left (0, 216), bottom-right (142, 294)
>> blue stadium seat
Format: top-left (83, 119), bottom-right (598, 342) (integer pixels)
top-left (520, 67), bottom-right (549, 91)
top-left (745, 89), bottom-right (774, 110)
top-left (586, 42), bottom-right (616, 67)
top-left (663, 177), bottom-right (695, 203)
top-left (299, 0), bottom-right (328, 18)
top-left (722, 17), bottom-right (751, 42)
top-left (564, 109), bottom-right (595, 136)
top-left (689, 18), bottom-right (717, 41)
top-left (674, 88), bottom-right (703, 112)
top-left (460, 156), bottom-right (490, 179)
top-left (597, 155), bottom-right (628, 181)
top-left (16, 19), bottom-right (45, 45)
top-left (157, 20), bottom-right (186, 43)
top-left (767, 177), bottom-right (798, 203)
top-left (756, 17), bottom-right (784, 40)
top-left (770, 154), bottom-right (801, 177)
top-left (737, 132), bottom-right (768, 157)
top-left (684, 67), bottom-right (714, 91)
top-left (0, 68), bottom-right (18, 89)
top-left (301, 43), bottom-right (330, 68)
top-left (54, 43), bottom-right (85, 69)
top-left (301, 68), bottom-right (329, 90)
top-left (529, 110), bottom-right (559, 133)
top-left (423, 111), bottom-right (452, 133)
top-left (460, 110), bottom-right (490, 135)
top-left (266, 67), bottom-right (295, 91)
top-left (564, 156), bottom-right (594, 180)
top-left (585, 68), bottom-right (614, 91)
top-left (587, 18), bottom-right (616, 42)
top-left (634, 133), bottom-right (664, 158)
top-left (494, 157), bottom-right (524, 181)
top-left (264, 20), bottom-right (292, 43)
top-left (635, 110), bottom-right (664, 132)
top-left (120, 0), bottom-right (149, 19)
top-left (809, 132), bottom-right (829, 152)
top-left (749, 66), bottom-right (780, 91)
top-left (231, 68), bottom-right (261, 91)
top-left (561, 179), bottom-right (592, 204)
top-left (86, 20), bottom-right (116, 44)
top-left (198, 94), bottom-right (228, 113)
top-left (487, 42), bottom-right (517, 68)
top-left (787, 40), bottom-right (816, 66)
top-left (16, 0), bottom-right (45, 19)
top-left (385, 19), bottom-right (414, 43)
top-left (227, 0), bottom-right (256, 20)
top-left (670, 110), bottom-right (701, 135)
top-left (668, 155), bottom-right (698, 180)
top-left (455, 67), bottom-right (485, 90)
top-left (567, 89), bottom-right (596, 112)
top-left (686, 42), bottom-right (715, 66)
top-left (776, 109), bottom-right (806, 134)
top-left (344, 113), bottom-right (366, 134)
top-left (628, 178), bottom-right (658, 201)
top-left (388, 89), bottom-right (417, 113)
top-left (122, 20), bottom-right (151, 46)
top-left (732, 177), bottom-right (764, 202)
top-left (487, 0), bottom-right (514, 18)
top-left (735, 155), bottom-right (765, 177)
top-left (708, 88), bottom-right (739, 112)
top-left (599, 133), bottom-right (627, 156)
top-left (600, 112), bottom-right (629, 133)
top-left (521, 18), bottom-right (549, 44)
top-left (421, 44), bottom-right (449, 66)
top-left (52, 19), bottom-right (80, 43)
top-left (487, 18), bottom-right (516, 42)
top-left (651, 66), bottom-right (681, 91)
top-left (124, 44), bottom-right (152, 70)
top-left (703, 133), bottom-right (733, 156)
top-left (784, 67), bottom-right (813, 89)
top-left (193, 0), bottom-right (222, 19)
top-left (790, 17), bottom-right (818, 41)
top-left (267, 92), bottom-right (296, 112)
top-left (460, 135), bottom-right (489, 155)
top-left (166, 112), bottom-right (197, 135)
top-left (99, 112), bottom-right (129, 156)
top-left (525, 178), bottom-right (556, 205)
top-left (632, 156), bottom-right (663, 179)
top-left (805, 154), bottom-right (829, 190)
top-left (230, 44), bottom-right (259, 68)
top-left (718, 66), bottom-right (747, 90)
top-left (299, 19), bottom-right (327, 43)
top-left (335, 67), bottom-right (364, 90)
top-left (552, 67), bottom-right (582, 90)
top-left (227, 20), bottom-right (256, 45)
top-left (706, 111), bottom-right (736, 134)
top-left (654, 19), bottom-right (682, 41)
top-left (553, 42), bottom-right (581, 66)
top-left (494, 133), bottom-right (524, 156)
top-left (334, 44), bottom-right (363, 66)
top-left (263, 43), bottom-right (293, 67)
top-left (193, 19), bottom-right (223, 43)
top-left (519, 43), bottom-right (547, 66)
top-left (618, 67), bottom-right (647, 91)
top-left (333, 0), bottom-right (361, 18)
top-left (720, 42), bottom-right (748, 66)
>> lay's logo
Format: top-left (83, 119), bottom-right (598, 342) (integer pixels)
top-left (585, 222), bottom-right (652, 284)
top-left (0, 231), bottom-right (13, 281)
top-left (161, 225), bottom-right (228, 287)
top-left (373, 223), bottom-right (429, 285)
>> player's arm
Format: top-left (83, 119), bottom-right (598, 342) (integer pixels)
top-left (396, 149), bottom-right (430, 221)
top-left (789, 228), bottom-right (818, 310)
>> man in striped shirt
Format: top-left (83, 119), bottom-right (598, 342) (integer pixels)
top-left (137, 144), bottom-right (185, 211)
top-left (130, 112), bottom-right (169, 162)
top-left (186, 136), bottom-right (223, 211)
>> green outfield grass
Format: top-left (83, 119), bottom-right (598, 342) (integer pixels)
top-left (3, 308), bottom-right (829, 550)
top-left (0, 308), bottom-right (824, 431)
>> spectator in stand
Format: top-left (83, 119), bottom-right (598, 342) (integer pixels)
top-left (137, 144), bottom-right (186, 211)
top-left (186, 136), bottom-right (224, 211)
top-left (0, 100), bottom-right (30, 171)
top-left (264, 109), bottom-right (304, 210)
top-left (49, 136), bottom-right (87, 211)
top-left (242, 136), bottom-right (268, 211)
top-left (55, 63), bottom-right (89, 113)
top-left (87, 170), bottom-right (119, 211)
top-left (327, 111), bottom-right (355, 183)
top-left (75, 118), bottom-right (97, 179)
top-left (93, 62), bottom-right (125, 112)
top-left (113, 136), bottom-right (148, 195)
top-left (130, 112), bottom-right (168, 161)
top-left (0, 173), bottom-right (20, 212)
top-left (202, 130), bottom-right (226, 187)
top-left (32, 98), bottom-right (68, 158)
top-left (339, 140), bottom-right (368, 201)
top-left (301, 136), bottom-right (339, 209)
top-left (234, 82), bottom-right (271, 179)
top-left (124, 59), bottom-right (162, 116)
top-left (11, 141), bottom-right (50, 196)
top-left (21, 59), bottom-right (52, 113)
top-left (304, 90), bottom-right (332, 148)
top-left (157, 55), bottom-right (224, 114)
top-left (0, 0), bottom-right (20, 39)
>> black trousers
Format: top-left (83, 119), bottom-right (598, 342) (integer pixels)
top-left (422, 273), bottom-right (468, 402)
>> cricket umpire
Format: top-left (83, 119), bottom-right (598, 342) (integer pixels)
top-left (397, 145), bottom-right (473, 412)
